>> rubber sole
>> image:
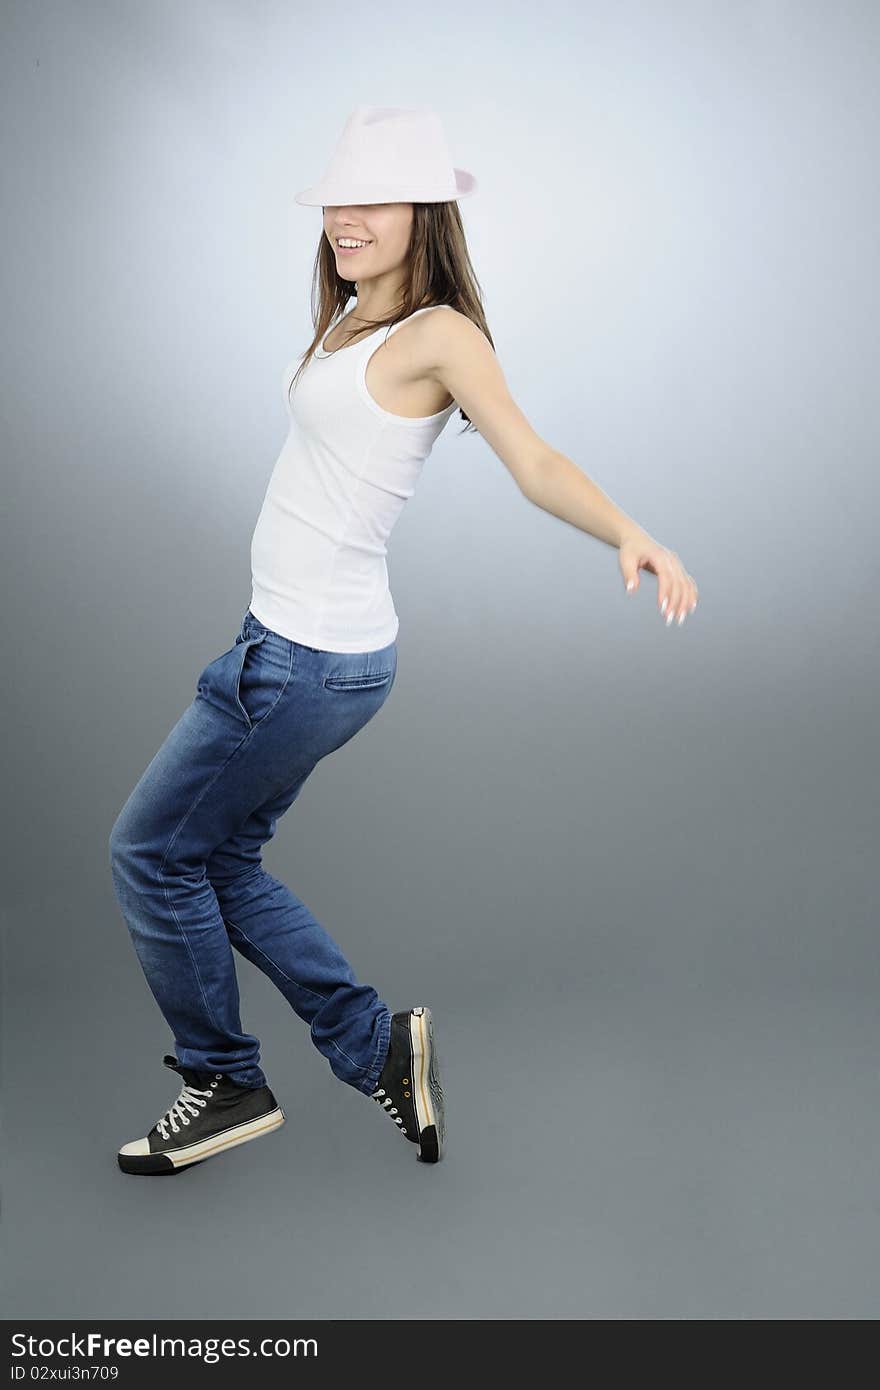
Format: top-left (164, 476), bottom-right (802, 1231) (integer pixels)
top-left (117, 1105), bottom-right (285, 1175)
top-left (411, 1006), bottom-right (445, 1163)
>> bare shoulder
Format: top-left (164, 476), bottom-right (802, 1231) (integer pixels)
top-left (416, 306), bottom-right (553, 497)
top-left (416, 305), bottom-right (492, 359)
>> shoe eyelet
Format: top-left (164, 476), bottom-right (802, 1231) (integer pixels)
top-left (215, 1073), bottom-right (222, 1079)
top-left (182, 1118), bottom-right (189, 1125)
top-left (211, 1081), bottom-right (218, 1087)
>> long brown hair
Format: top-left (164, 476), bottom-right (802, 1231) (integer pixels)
top-left (290, 201), bottom-right (492, 434)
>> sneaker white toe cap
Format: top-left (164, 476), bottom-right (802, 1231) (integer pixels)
top-left (118, 1137), bottom-right (151, 1156)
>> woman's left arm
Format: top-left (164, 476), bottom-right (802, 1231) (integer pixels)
top-left (425, 310), bottom-right (699, 627)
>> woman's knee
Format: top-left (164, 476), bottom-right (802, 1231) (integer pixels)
top-left (109, 802), bottom-right (149, 875)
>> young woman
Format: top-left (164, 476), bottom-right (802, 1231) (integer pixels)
top-left (110, 107), bottom-right (698, 1178)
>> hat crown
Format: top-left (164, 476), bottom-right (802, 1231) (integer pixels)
top-left (294, 105), bottom-right (477, 206)
top-left (338, 105), bottom-right (453, 176)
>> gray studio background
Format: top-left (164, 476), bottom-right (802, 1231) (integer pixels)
top-left (3, 0), bottom-right (878, 1320)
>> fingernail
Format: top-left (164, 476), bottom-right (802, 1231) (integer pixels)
top-left (677, 611), bottom-right (685, 625)
top-left (666, 611), bottom-right (674, 625)
top-left (660, 597), bottom-right (668, 614)
top-left (626, 580), bottom-right (634, 591)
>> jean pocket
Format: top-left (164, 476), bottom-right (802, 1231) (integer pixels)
top-left (230, 630), bottom-right (267, 729)
top-left (198, 629), bottom-right (290, 731)
top-left (235, 629), bottom-right (298, 730)
top-left (322, 668), bottom-right (394, 692)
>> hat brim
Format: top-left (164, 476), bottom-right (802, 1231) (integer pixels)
top-left (294, 167), bottom-right (477, 206)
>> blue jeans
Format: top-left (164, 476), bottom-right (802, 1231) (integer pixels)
top-left (109, 606), bottom-right (398, 1094)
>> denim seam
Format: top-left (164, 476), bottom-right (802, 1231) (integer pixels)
top-left (157, 732), bottom-right (255, 1036)
top-left (359, 1008), bottom-right (392, 1093)
top-left (329, 1038), bottom-right (369, 1070)
top-left (224, 915), bottom-right (329, 1004)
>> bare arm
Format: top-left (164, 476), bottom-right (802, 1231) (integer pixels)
top-left (423, 309), bottom-right (699, 625)
top-left (517, 447), bottom-right (647, 549)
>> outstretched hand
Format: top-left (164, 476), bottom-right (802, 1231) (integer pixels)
top-left (618, 535), bottom-right (698, 627)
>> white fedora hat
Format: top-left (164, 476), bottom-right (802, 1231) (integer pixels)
top-left (294, 105), bottom-right (477, 206)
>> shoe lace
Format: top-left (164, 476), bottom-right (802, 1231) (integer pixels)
top-left (156, 1082), bottom-right (214, 1140)
top-left (370, 1086), bottom-right (407, 1136)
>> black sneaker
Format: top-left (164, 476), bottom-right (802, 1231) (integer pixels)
top-left (369, 1007), bottom-right (445, 1162)
top-left (117, 1054), bottom-right (285, 1175)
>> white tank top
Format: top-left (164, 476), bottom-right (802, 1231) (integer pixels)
top-left (248, 304), bottom-right (457, 652)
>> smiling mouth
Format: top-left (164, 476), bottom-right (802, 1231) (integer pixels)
top-left (335, 238), bottom-right (372, 250)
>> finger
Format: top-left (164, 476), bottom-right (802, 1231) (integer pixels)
top-left (672, 577), bottom-right (690, 625)
top-left (682, 574), bottom-right (698, 615)
top-left (679, 577), bottom-right (695, 625)
top-left (666, 570), bottom-right (688, 626)
top-left (658, 561), bottom-right (675, 619)
top-left (623, 562), bottom-right (640, 594)
top-left (664, 582), bottom-right (682, 626)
